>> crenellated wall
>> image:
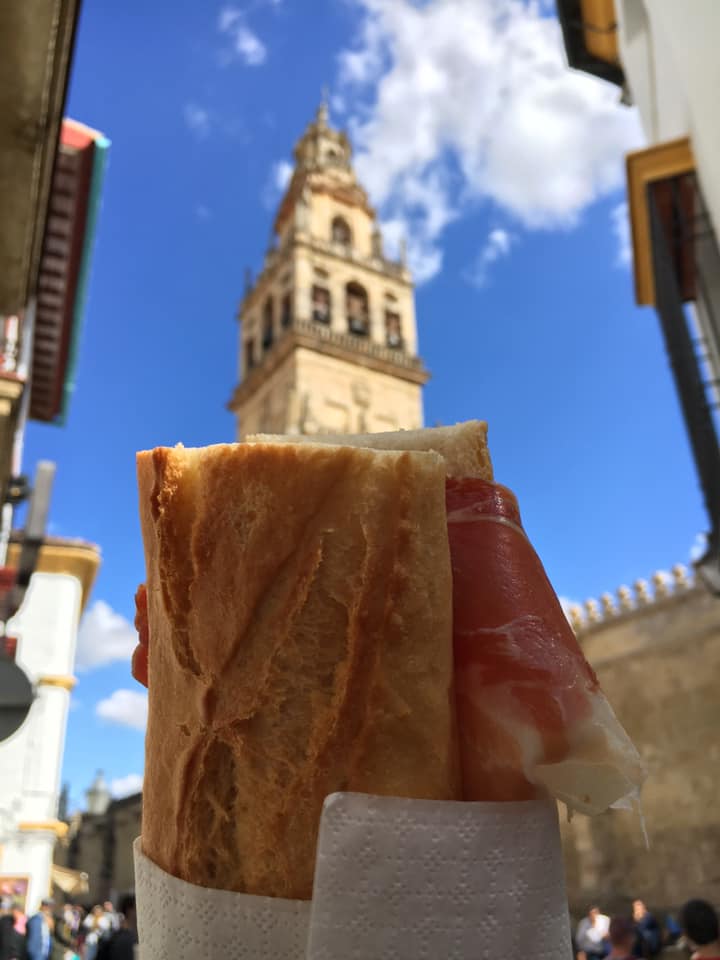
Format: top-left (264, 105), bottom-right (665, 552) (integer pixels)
top-left (567, 563), bottom-right (693, 635)
top-left (561, 564), bottom-right (720, 912)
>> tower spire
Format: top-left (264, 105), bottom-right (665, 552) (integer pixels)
top-left (316, 86), bottom-right (330, 127)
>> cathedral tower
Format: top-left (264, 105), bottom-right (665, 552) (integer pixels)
top-left (228, 101), bottom-right (429, 437)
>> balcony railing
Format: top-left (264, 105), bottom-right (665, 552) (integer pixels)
top-left (242, 314), bottom-right (425, 383)
top-left (290, 315), bottom-right (424, 372)
top-left (648, 172), bottom-right (720, 587)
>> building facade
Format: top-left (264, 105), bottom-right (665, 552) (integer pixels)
top-left (0, 540), bottom-right (100, 912)
top-left (55, 777), bottom-right (140, 907)
top-left (228, 101), bottom-right (429, 439)
top-left (0, 4), bottom-right (109, 914)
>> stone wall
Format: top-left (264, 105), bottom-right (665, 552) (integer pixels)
top-left (562, 571), bottom-right (720, 912)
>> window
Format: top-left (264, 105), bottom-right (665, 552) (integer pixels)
top-left (312, 285), bottom-right (331, 324)
top-left (346, 282), bottom-right (369, 336)
top-left (385, 311), bottom-right (403, 349)
top-left (331, 216), bottom-right (352, 247)
top-left (281, 293), bottom-right (293, 328)
top-left (245, 339), bottom-right (256, 371)
top-left (262, 298), bottom-right (274, 349)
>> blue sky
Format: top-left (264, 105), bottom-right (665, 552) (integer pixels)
top-left (22, 0), bottom-right (706, 807)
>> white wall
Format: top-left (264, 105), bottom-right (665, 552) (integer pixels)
top-left (617, 0), bottom-right (720, 242)
top-left (0, 573), bottom-right (82, 912)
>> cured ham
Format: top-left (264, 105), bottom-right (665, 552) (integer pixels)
top-left (133, 583), bottom-right (149, 688)
top-left (447, 477), bottom-right (644, 813)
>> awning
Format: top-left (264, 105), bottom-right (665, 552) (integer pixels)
top-left (30, 119), bottom-right (111, 424)
top-left (0, 0), bottom-right (82, 315)
top-left (51, 863), bottom-right (89, 896)
top-left (556, 0), bottom-right (625, 88)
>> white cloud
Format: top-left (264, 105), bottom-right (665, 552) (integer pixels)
top-left (263, 159), bottom-right (294, 210)
top-left (689, 531), bottom-right (707, 562)
top-left (218, 6), bottom-right (242, 32)
top-left (110, 773), bottom-right (144, 798)
top-left (466, 227), bottom-right (515, 288)
top-left (336, 0), bottom-right (644, 282)
top-left (233, 26), bottom-right (267, 65)
top-left (184, 102), bottom-right (211, 138)
top-left (75, 601), bottom-right (137, 672)
top-left (96, 689), bottom-right (148, 732)
top-left (273, 160), bottom-right (293, 191)
top-left (611, 200), bottom-right (632, 267)
top-left (218, 7), bottom-right (267, 66)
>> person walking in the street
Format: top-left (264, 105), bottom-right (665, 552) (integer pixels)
top-left (26, 899), bottom-right (55, 960)
top-left (577, 906), bottom-right (611, 960)
top-left (633, 899), bottom-right (662, 957)
top-left (609, 917), bottom-right (639, 960)
top-left (96, 896), bottom-right (137, 960)
top-left (0, 899), bottom-right (27, 960)
top-left (680, 899), bottom-right (720, 959)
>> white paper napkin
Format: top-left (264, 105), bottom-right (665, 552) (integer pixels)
top-left (135, 795), bottom-right (572, 960)
top-left (133, 838), bottom-right (310, 960)
top-left (308, 793), bottom-right (572, 959)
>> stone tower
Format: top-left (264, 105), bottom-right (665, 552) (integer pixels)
top-left (228, 101), bottom-right (429, 438)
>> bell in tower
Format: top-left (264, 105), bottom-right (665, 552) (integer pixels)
top-left (228, 99), bottom-right (429, 438)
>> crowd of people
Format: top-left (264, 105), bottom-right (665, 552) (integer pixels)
top-left (0, 896), bottom-right (137, 960)
top-left (574, 898), bottom-right (720, 960)
top-left (3, 887), bottom-right (718, 958)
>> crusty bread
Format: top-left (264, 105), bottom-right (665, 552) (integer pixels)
top-left (248, 420), bottom-right (493, 480)
top-left (138, 441), bottom-right (460, 900)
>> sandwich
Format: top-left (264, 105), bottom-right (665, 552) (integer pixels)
top-left (134, 421), bottom-right (643, 901)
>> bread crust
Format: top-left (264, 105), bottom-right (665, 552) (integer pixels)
top-left (247, 420), bottom-right (493, 480)
top-left (138, 441), bottom-right (459, 899)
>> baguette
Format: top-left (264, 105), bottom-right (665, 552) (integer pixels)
top-left (248, 420), bottom-right (493, 480)
top-left (138, 440), bottom-right (460, 899)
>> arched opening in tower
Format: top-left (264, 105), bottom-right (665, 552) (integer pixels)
top-left (331, 216), bottom-right (352, 248)
top-left (262, 297), bottom-right (274, 349)
top-left (311, 285), bottom-right (331, 325)
top-left (346, 282), bottom-right (369, 336)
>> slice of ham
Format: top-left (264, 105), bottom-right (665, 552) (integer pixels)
top-left (447, 477), bottom-right (644, 813)
top-left (131, 478), bottom-right (644, 813)
top-left (132, 583), bottom-right (149, 688)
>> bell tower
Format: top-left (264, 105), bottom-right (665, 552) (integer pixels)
top-left (228, 100), bottom-right (429, 437)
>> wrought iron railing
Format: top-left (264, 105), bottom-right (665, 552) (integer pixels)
top-left (648, 172), bottom-right (720, 588)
